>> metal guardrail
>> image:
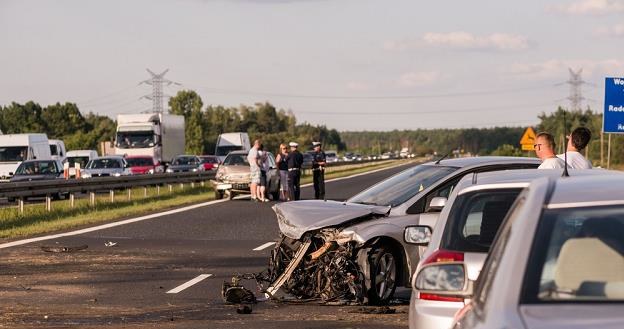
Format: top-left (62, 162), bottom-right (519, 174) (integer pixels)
top-left (0, 171), bottom-right (216, 213)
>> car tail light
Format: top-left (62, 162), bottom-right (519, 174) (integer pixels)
top-left (418, 249), bottom-right (465, 303)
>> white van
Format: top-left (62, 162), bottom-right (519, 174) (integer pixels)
top-left (64, 150), bottom-right (98, 178)
top-left (49, 139), bottom-right (67, 162)
top-left (215, 132), bottom-right (251, 162)
top-left (0, 134), bottom-right (51, 181)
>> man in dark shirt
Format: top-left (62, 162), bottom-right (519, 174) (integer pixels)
top-left (285, 142), bottom-right (303, 201)
top-left (311, 141), bottom-right (326, 200)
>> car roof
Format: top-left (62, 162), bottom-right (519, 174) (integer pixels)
top-left (423, 156), bottom-right (540, 168)
top-left (125, 155), bottom-right (153, 159)
top-left (547, 174), bottom-right (624, 208)
top-left (455, 168), bottom-right (619, 194)
top-left (95, 156), bottom-right (124, 160)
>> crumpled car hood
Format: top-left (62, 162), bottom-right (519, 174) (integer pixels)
top-left (273, 200), bottom-right (390, 239)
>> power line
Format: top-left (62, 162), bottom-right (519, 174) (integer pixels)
top-left (295, 103), bottom-right (554, 116)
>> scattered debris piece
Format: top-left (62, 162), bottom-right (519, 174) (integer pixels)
top-left (41, 244), bottom-right (88, 253)
top-left (104, 241), bottom-right (118, 247)
top-left (349, 306), bottom-right (396, 314)
top-left (236, 305), bottom-right (253, 314)
top-left (222, 276), bottom-right (257, 304)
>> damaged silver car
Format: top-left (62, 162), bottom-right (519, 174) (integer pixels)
top-left (263, 156), bottom-right (540, 305)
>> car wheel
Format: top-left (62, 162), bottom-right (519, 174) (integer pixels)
top-left (52, 193), bottom-right (62, 201)
top-left (215, 190), bottom-right (224, 200)
top-left (7, 197), bottom-right (15, 203)
top-left (366, 246), bottom-right (397, 305)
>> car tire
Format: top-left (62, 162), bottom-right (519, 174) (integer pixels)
top-left (366, 245), bottom-right (398, 305)
top-left (215, 190), bottom-right (224, 200)
top-left (7, 197), bottom-right (15, 203)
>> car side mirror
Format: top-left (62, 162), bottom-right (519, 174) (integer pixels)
top-left (404, 225), bottom-right (433, 245)
top-left (414, 262), bottom-right (473, 298)
top-left (427, 197), bottom-right (447, 212)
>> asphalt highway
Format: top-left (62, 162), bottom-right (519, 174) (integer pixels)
top-left (0, 162), bottom-right (415, 329)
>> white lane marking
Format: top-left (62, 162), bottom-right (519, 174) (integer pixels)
top-left (253, 242), bottom-right (276, 251)
top-left (0, 198), bottom-right (230, 250)
top-left (166, 274), bottom-right (213, 294)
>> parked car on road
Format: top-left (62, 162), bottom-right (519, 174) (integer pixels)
top-left (325, 151), bottom-right (338, 163)
top-left (408, 168), bottom-right (618, 329)
top-left (212, 150), bottom-right (280, 200)
top-left (415, 174), bottom-right (624, 329)
top-left (199, 155), bottom-right (220, 171)
top-left (0, 133), bottom-right (51, 182)
top-left (166, 155), bottom-right (203, 173)
top-left (82, 156), bottom-right (131, 178)
top-left (8, 159), bottom-right (67, 201)
top-left (125, 155), bottom-right (163, 175)
top-left (264, 157), bottom-right (540, 305)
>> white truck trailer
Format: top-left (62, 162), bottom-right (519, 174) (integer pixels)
top-left (114, 113), bottom-right (185, 165)
top-left (215, 132), bottom-right (251, 162)
top-left (0, 133), bottom-right (51, 181)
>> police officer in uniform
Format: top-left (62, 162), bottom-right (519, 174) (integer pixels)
top-left (285, 142), bottom-right (303, 201)
top-left (311, 141), bottom-right (326, 200)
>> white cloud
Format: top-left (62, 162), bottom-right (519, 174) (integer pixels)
top-left (595, 24), bottom-right (624, 37)
top-left (509, 59), bottom-right (624, 79)
top-left (548, 0), bottom-right (624, 15)
top-left (421, 32), bottom-right (530, 51)
top-left (397, 71), bottom-right (440, 87)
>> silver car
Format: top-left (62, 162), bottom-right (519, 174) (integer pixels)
top-left (414, 174), bottom-right (624, 329)
top-left (82, 156), bottom-right (131, 178)
top-left (265, 157), bottom-right (540, 304)
top-left (408, 169), bottom-right (619, 329)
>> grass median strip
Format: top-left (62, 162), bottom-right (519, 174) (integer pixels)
top-left (0, 159), bottom-right (411, 240)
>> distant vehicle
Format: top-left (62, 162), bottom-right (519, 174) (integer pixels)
top-left (199, 155), bottom-right (220, 171)
top-left (343, 152), bottom-right (356, 162)
top-left (166, 155), bottom-right (203, 173)
top-left (355, 153), bottom-right (363, 161)
top-left (212, 150), bottom-right (280, 200)
top-left (302, 152), bottom-right (314, 169)
top-left (215, 132), bottom-right (251, 163)
top-left (325, 151), bottom-right (338, 163)
top-left (408, 169), bottom-right (618, 329)
top-left (49, 139), bottom-right (67, 162)
top-left (125, 155), bottom-right (163, 175)
top-left (0, 134), bottom-right (51, 182)
top-left (381, 152), bottom-right (393, 160)
top-left (114, 113), bottom-right (185, 166)
top-left (64, 150), bottom-right (99, 178)
top-left (418, 174), bottom-right (624, 329)
top-left (82, 156), bottom-right (131, 178)
top-left (8, 159), bottom-right (67, 201)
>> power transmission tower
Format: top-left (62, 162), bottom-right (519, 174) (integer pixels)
top-left (140, 69), bottom-right (179, 113)
top-left (564, 68), bottom-right (587, 112)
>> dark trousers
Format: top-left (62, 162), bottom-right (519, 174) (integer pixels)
top-left (288, 170), bottom-right (301, 201)
top-left (313, 169), bottom-right (325, 200)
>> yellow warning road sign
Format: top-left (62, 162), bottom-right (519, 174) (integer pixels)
top-left (520, 127), bottom-right (536, 151)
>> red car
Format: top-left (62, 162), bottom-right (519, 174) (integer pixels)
top-left (199, 155), bottom-right (220, 171)
top-left (125, 156), bottom-right (163, 175)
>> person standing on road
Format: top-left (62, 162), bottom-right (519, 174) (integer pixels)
top-left (247, 139), bottom-right (261, 201)
top-left (275, 143), bottom-right (290, 201)
top-left (535, 132), bottom-right (567, 169)
top-left (285, 142), bottom-right (303, 201)
top-left (257, 144), bottom-right (270, 202)
top-left (311, 141), bottom-right (326, 200)
top-left (557, 127), bottom-right (592, 169)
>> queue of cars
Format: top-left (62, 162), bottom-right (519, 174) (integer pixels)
top-left (263, 156), bottom-right (624, 328)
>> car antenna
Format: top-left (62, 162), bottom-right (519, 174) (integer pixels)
top-left (434, 153), bottom-right (449, 164)
top-left (562, 111), bottom-right (570, 177)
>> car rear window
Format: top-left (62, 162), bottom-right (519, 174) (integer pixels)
top-left (126, 157), bottom-right (154, 167)
top-left (441, 188), bottom-right (522, 253)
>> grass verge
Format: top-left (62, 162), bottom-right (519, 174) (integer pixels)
top-left (0, 159), bottom-right (411, 240)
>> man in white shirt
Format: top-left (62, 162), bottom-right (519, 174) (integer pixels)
top-left (557, 127), bottom-right (592, 169)
top-left (535, 132), bottom-right (567, 169)
top-left (247, 139), bottom-right (261, 201)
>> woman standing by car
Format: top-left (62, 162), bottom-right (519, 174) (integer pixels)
top-left (257, 144), bottom-right (270, 202)
top-left (275, 143), bottom-right (289, 201)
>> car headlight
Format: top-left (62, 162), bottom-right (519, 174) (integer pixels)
top-left (82, 173), bottom-right (91, 178)
top-left (191, 168), bottom-right (198, 172)
top-left (148, 169), bottom-right (155, 174)
top-left (166, 168), bottom-right (174, 173)
top-left (113, 172), bottom-right (122, 177)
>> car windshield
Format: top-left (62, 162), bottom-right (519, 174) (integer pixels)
top-left (88, 158), bottom-right (122, 169)
top-left (441, 189), bottom-right (522, 253)
top-left (0, 146), bottom-right (28, 162)
top-left (216, 145), bottom-right (242, 156)
top-left (116, 131), bottom-right (156, 149)
top-left (126, 157), bottom-right (154, 167)
top-left (65, 156), bottom-right (90, 168)
top-left (223, 154), bottom-right (249, 166)
top-left (172, 156), bottom-right (197, 165)
top-left (15, 161), bottom-right (59, 175)
top-left (527, 206), bottom-right (624, 302)
top-left (348, 164), bottom-right (457, 207)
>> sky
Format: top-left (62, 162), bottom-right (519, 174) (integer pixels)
top-left (1, 0), bottom-right (623, 131)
